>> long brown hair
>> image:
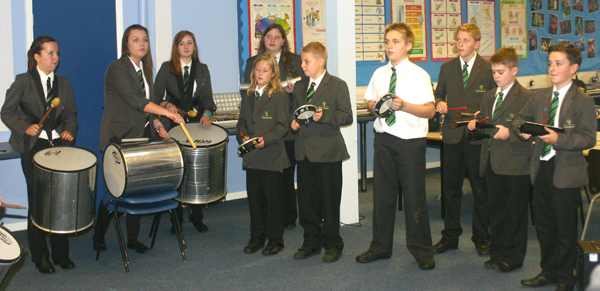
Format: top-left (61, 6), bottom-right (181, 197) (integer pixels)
top-left (257, 24), bottom-right (295, 75)
top-left (247, 53), bottom-right (282, 98)
top-left (28, 36), bottom-right (57, 71)
top-left (122, 24), bottom-right (154, 94)
top-left (169, 30), bottom-right (200, 76)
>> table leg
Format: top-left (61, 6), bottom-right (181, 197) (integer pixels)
top-left (360, 121), bottom-right (367, 192)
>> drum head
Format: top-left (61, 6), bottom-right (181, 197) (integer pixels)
top-left (294, 104), bottom-right (318, 124)
top-left (169, 123), bottom-right (228, 147)
top-left (374, 93), bottom-right (395, 118)
top-left (103, 144), bottom-right (126, 197)
top-left (0, 226), bottom-right (21, 264)
top-left (33, 147), bottom-right (97, 172)
top-left (237, 137), bottom-right (259, 155)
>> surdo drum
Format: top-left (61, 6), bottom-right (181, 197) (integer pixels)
top-left (373, 93), bottom-right (395, 118)
top-left (0, 225), bottom-right (21, 286)
top-left (169, 123), bottom-right (228, 204)
top-left (103, 139), bottom-right (184, 198)
top-left (32, 146), bottom-right (97, 233)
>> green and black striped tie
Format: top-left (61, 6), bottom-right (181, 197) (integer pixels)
top-left (385, 67), bottom-right (396, 126)
top-left (462, 63), bottom-right (469, 88)
top-left (488, 92), bottom-right (504, 150)
top-left (255, 91), bottom-right (260, 101)
top-left (541, 91), bottom-right (560, 158)
top-left (45, 77), bottom-right (53, 110)
top-left (306, 82), bottom-right (316, 104)
top-left (183, 66), bottom-right (189, 94)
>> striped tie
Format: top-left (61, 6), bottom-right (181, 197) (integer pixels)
top-left (45, 77), bottom-right (53, 110)
top-left (385, 67), bottom-right (397, 127)
top-left (183, 66), bottom-right (189, 94)
top-left (306, 82), bottom-right (316, 104)
top-left (462, 63), bottom-right (469, 88)
top-left (541, 91), bottom-right (560, 158)
top-left (488, 92), bottom-right (504, 150)
top-left (255, 91), bottom-right (260, 101)
top-left (137, 70), bottom-right (146, 96)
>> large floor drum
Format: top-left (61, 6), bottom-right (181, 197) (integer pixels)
top-left (169, 123), bottom-right (228, 204)
top-left (103, 139), bottom-right (184, 198)
top-left (32, 146), bottom-right (97, 234)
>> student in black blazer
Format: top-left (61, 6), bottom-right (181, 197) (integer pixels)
top-left (1, 36), bottom-right (78, 273)
top-left (244, 24), bottom-right (305, 230)
top-left (98, 25), bottom-right (184, 254)
top-left (434, 24), bottom-right (496, 255)
top-left (154, 30), bottom-right (215, 233)
top-left (236, 53), bottom-right (290, 255)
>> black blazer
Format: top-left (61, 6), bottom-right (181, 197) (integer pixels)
top-left (291, 72), bottom-right (353, 162)
top-left (477, 81), bottom-right (533, 177)
top-left (513, 84), bottom-right (597, 188)
top-left (154, 61), bottom-right (215, 129)
top-left (1, 71), bottom-right (78, 154)
top-left (99, 55), bottom-right (154, 150)
top-left (236, 90), bottom-right (290, 172)
top-left (434, 54), bottom-right (496, 144)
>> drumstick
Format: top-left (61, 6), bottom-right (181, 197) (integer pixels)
top-left (449, 121), bottom-right (470, 129)
top-left (454, 112), bottom-right (475, 119)
top-left (38, 98), bottom-right (61, 127)
top-left (479, 116), bottom-right (490, 123)
top-left (177, 109), bottom-right (197, 118)
top-left (540, 118), bottom-right (550, 124)
top-left (179, 122), bottom-right (197, 149)
top-left (447, 106), bottom-right (467, 111)
top-left (0, 203), bottom-right (27, 209)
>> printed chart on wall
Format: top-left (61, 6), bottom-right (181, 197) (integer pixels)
top-left (301, 0), bottom-right (326, 45)
top-left (430, 0), bottom-right (463, 61)
top-left (248, 0), bottom-right (296, 57)
top-left (467, 0), bottom-right (496, 58)
top-left (391, 0), bottom-right (428, 62)
top-left (499, 0), bottom-right (527, 58)
top-left (355, 0), bottom-right (386, 62)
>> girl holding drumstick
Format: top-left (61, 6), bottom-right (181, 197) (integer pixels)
top-left (237, 53), bottom-right (290, 255)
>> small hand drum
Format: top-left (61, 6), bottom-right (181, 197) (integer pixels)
top-left (294, 104), bottom-right (318, 125)
top-left (237, 137), bottom-right (260, 156)
top-left (373, 93), bottom-right (395, 118)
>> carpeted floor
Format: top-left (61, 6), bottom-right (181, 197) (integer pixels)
top-left (1, 168), bottom-right (598, 290)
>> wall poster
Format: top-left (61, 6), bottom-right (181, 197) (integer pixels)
top-left (499, 0), bottom-right (527, 58)
top-left (301, 0), bottom-right (326, 46)
top-left (391, 0), bottom-right (428, 62)
top-left (355, 0), bottom-right (386, 62)
top-left (467, 0), bottom-right (496, 58)
top-left (430, 0), bottom-right (463, 61)
top-left (248, 0), bottom-right (297, 57)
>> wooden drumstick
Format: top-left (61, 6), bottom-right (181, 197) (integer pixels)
top-left (0, 203), bottom-right (27, 209)
top-left (38, 98), bottom-right (61, 127)
top-left (179, 122), bottom-right (197, 149)
top-left (479, 116), bottom-right (490, 123)
top-left (177, 109), bottom-right (197, 118)
top-left (447, 106), bottom-right (467, 111)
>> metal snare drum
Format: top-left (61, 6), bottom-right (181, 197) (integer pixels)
top-left (169, 123), bottom-right (228, 204)
top-left (103, 139), bottom-right (184, 198)
top-left (0, 225), bottom-right (22, 286)
top-left (32, 146), bottom-right (97, 234)
top-left (237, 137), bottom-right (260, 156)
top-left (373, 93), bottom-right (395, 118)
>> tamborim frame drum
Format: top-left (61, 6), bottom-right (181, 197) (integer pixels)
top-left (169, 123), bottom-right (228, 204)
top-left (373, 93), bottom-right (395, 118)
top-left (32, 146), bottom-right (97, 234)
top-left (294, 104), bottom-right (318, 125)
top-left (0, 225), bottom-right (21, 286)
top-left (103, 139), bottom-right (184, 198)
top-left (237, 137), bottom-right (260, 156)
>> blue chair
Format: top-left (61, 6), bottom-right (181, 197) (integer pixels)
top-left (94, 190), bottom-right (187, 274)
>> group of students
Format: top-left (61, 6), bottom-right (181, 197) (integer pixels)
top-left (0, 19), bottom-right (595, 290)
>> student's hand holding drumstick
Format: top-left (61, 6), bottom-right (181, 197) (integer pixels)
top-left (25, 124), bottom-right (41, 136)
top-left (467, 111), bottom-right (481, 131)
top-left (165, 102), bottom-right (178, 113)
top-left (240, 131), bottom-right (249, 142)
top-left (28, 98), bottom-right (61, 136)
top-left (256, 137), bottom-right (265, 148)
top-left (436, 101), bottom-right (448, 114)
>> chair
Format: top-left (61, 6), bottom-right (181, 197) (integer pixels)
top-left (94, 190), bottom-right (187, 273)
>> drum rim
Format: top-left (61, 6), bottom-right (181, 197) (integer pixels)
top-left (294, 104), bottom-right (318, 124)
top-left (31, 219), bottom-right (94, 234)
top-left (103, 143), bottom-right (127, 198)
top-left (0, 225), bottom-right (22, 264)
top-left (237, 137), bottom-right (259, 155)
top-left (374, 93), bottom-right (395, 118)
top-left (169, 123), bottom-right (230, 148)
top-left (33, 146), bottom-right (98, 173)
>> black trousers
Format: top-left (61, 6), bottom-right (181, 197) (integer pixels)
top-left (246, 169), bottom-right (284, 244)
top-left (21, 138), bottom-right (69, 263)
top-left (534, 159), bottom-right (580, 285)
top-left (281, 140), bottom-right (297, 225)
top-left (486, 161), bottom-right (529, 267)
top-left (369, 133), bottom-right (433, 260)
top-left (172, 203), bottom-right (204, 228)
top-left (297, 158), bottom-right (343, 251)
top-left (441, 136), bottom-right (489, 244)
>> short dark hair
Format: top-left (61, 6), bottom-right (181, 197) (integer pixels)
top-left (489, 47), bottom-right (519, 68)
top-left (548, 43), bottom-right (582, 66)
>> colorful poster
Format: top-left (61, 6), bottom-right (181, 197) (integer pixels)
top-left (356, 0), bottom-right (386, 62)
top-left (430, 0), bottom-right (463, 61)
top-left (499, 0), bottom-right (527, 58)
top-left (390, 0), bottom-right (428, 62)
top-left (467, 0), bottom-right (496, 58)
top-left (248, 0), bottom-right (296, 57)
top-left (301, 0), bottom-right (326, 46)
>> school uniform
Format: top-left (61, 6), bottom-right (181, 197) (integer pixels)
top-left (434, 53), bottom-right (496, 249)
top-left (291, 71), bottom-right (353, 252)
top-left (513, 83), bottom-right (596, 286)
top-left (236, 88), bottom-right (290, 245)
top-left (477, 81), bottom-right (533, 268)
top-left (1, 68), bottom-right (78, 264)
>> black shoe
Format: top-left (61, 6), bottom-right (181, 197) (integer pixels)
top-left (417, 256), bottom-right (435, 270)
top-left (484, 259), bottom-right (497, 269)
top-left (433, 239), bottom-right (458, 254)
top-left (355, 250), bottom-right (389, 263)
top-left (494, 260), bottom-right (519, 273)
top-left (521, 273), bottom-right (557, 287)
top-left (323, 248), bottom-right (342, 263)
top-left (293, 246), bottom-right (321, 259)
top-left (555, 283), bottom-right (574, 291)
top-left (475, 240), bottom-right (490, 255)
top-left (243, 239), bottom-right (265, 254)
top-left (53, 258), bottom-right (75, 269)
top-left (194, 222), bottom-right (209, 233)
top-left (127, 241), bottom-right (150, 254)
top-left (262, 242), bottom-right (283, 255)
top-left (35, 256), bottom-right (55, 274)
top-left (284, 223), bottom-right (296, 230)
